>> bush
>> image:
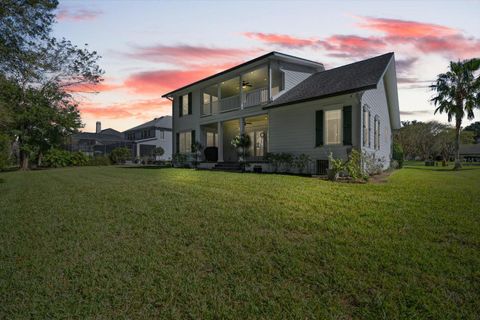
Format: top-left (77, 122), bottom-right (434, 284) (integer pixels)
top-left (151, 146), bottom-right (164, 158)
top-left (0, 134), bottom-right (11, 169)
top-left (88, 155), bottom-right (110, 166)
top-left (279, 153), bottom-right (294, 172)
top-left (327, 153), bottom-right (345, 181)
top-left (109, 147), bottom-right (131, 164)
top-left (204, 147), bottom-right (218, 162)
top-left (266, 153), bottom-right (280, 172)
top-left (43, 149), bottom-right (72, 167)
top-left (70, 152), bottom-right (88, 166)
top-left (172, 153), bottom-right (188, 167)
top-left (392, 142), bottom-right (404, 168)
top-left (346, 149), bottom-right (366, 181)
top-left (294, 154), bottom-right (311, 174)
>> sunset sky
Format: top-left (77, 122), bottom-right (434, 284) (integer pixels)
top-left (53, 0), bottom-right (480, 132)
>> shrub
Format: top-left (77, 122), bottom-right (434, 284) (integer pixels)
top-left (172, 153), bottom-right (188, 167)
top-left (88, 155), bottom-right (110, 166)
top-left (345, 149), bottom-right (366, 181)
top-left (266, 153), bottom-right (279, 172)
top-left (392, 142), bottom-right (404, 168)
top-left (0, 134), bottom-right (11, 169)
top-left (70, 152), bottom-right (88, 166)
top-left (294, 154), bottom-right (311, 174)
top-left (327, 152), bottom-right (345, 181)
top-left (109, 147), bottom-right (131, 164)
top-left (231, 134), bottom-right (251, 163)
top-left (278, 152), bottom-right (294, 172)
top-left (44, 149), bottom-right (72, 168)
top-left (363, 151), bottom-right (385, 176)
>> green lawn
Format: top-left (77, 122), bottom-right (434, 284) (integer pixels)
top-left (0, 164), bottom-right (479, 319)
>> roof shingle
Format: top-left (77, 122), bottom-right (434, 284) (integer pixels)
top-left (266, 52), bottom-right (394, 109)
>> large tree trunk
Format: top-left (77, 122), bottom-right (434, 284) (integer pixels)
top-left (454, 117), bottom-right (462, 170)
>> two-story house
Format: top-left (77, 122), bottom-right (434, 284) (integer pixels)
top-left (162, 52), bottom-right (400, 174)
top-left (124, 116), bottom-right (173, 160)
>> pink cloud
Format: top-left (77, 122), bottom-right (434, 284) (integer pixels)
top-left (56, 8), bottom-right (102, 21)
top-left (79, 99), bottom-right (171, 120)
top-left (126, 45), bottom-right (259, 65)
top-left (243, 32), bottom-right (316, 48)
top-left (357, 17), bottom-right (458, 38)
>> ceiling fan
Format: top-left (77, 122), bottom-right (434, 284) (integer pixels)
top-left (242, 81), bottom-right (252, 88)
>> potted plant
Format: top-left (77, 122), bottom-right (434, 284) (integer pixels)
top-left (231, 134), bottom-right (251, 172)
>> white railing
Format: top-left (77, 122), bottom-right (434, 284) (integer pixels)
top-left (243, 87), bottom-right (269, 108)
top-left (220, 95), bottom-right (240, 112)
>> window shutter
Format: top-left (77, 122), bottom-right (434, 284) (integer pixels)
top-left (342, 106), bottom-right (352, 146)
top-left (179, 96), bottom-right (183, 117)
top-left (188, 92), bottom-right (192, 115)
top-left (176, 133), bottom-right (180, 153)
top-left (315, 110), bottom-right (324, 147)
top-left (191, 130), bottom-right (195, 152)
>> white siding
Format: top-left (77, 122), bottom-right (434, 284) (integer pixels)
top-left (268, 94), bottom-right (361, 174)
top-left (360, 78), bottom-right (392, 169)
top-left (280, 62), bottom-right (316, 93)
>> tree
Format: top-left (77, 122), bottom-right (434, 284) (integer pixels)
top-left (394, 121), bottom-right (446, 160)
top-left (110, 147), bottom-right (131, 164)
top-left (0, 1), bottom-right (103, 169)
top-left (430, 58), bottom-right (480, 170)
top-left (191, 141), bottom-right (203, 168)
top-left (464, 121), bottom-right (480, 142)
top-left (231, 134), bottom-right (251, 172)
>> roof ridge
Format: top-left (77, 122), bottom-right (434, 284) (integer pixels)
top-left (320, 52), bottom-right (394, 73)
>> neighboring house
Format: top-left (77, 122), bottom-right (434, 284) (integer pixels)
top-left (459, 144), bottom-right (480, 162)
top-left (124, 116), bottom-right (173, 160)
top-left (162, 51), bottom-right (400, 174)
top-left (68, 121), bottom-right (131, 156)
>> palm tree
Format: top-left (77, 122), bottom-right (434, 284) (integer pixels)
top-left (430, 58), bottom-right (480, 170)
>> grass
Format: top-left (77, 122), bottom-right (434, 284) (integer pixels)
top-left (0, 164), bottom-right (479, 319)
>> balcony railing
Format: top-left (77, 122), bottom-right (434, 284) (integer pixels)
top-left (242, 87), bottom-right (269, 108)
top-left (202, 100), bottom-right (219, 116)
top-left (219, 95), bottom-right (240, 112)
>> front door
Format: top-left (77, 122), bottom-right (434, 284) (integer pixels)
top-left (247, 130), bottom-right (266, 160)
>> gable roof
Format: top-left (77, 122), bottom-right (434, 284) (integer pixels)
top-left (161, 51), bottom-right (323, 98)
top-left (124, 116), bottom-right (172, 133)
top-left (265, 52), bottom-right (394, 109)
top-left (72, 132), bottom-right (126, 143)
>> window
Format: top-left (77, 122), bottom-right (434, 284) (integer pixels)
top-left (374, 116), bottom-right (380, 150)
top-left (159, 130), bottom-right (165, 140)
top-left (363, 107), bottom-right (371, 147)
top-left (206, 131), bottom-right (218, 147)
top-left (178, 131), bottom-right (192, 154)
top-left (325, 109), bottom-right (342, 145)
top-left (179, 93), bottom-right (191, 117)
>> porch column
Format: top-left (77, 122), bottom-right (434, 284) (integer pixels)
top-left (136, 143), bottom-right (140, 158)
top-left (217, 121), bottom-right (224, 162)
top-left (239, 117), bottom-right (245, 135)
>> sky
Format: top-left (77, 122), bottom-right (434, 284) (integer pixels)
top-left (53, 0), bottom-right (480, 132)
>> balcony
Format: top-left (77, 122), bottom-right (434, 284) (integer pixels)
top-left (243, 87), bottom-right (268, 108)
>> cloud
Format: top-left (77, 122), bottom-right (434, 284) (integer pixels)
top-left (123, 63), bottom-right (237, 95)
top-left (56, 8), bottom-right (102, 21)
top-left (395, 58), bottom-right (418, 75)
top-left (400, 110), bottom-right (432, 116)
top-left (79, 99), bottom-right (171, 120)
top-left (243, 32), bottom-right (316, 48)
top-left (126, 44), bottom-right (259, 66)
top-left (66, 81), bottom-right (123, 93)
top-left (358, 16), bottom-right (480, 59)
top-left (318, 35), bottom-right (387, 58)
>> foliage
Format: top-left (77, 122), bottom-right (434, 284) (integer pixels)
top-left (266, 152), bottom-right (281, 173)
top-left (70, 152), bottom-right (89, 166)
top-left (0, 134), bottom-right (11, 169)
top-left (345, 149), bottom-right (366, 180)
top-left (279, 152), bottom-right (294, 172)
top-left (395, 121), bottom-right (447, 160)
top-left (294, 154), bottom-right (311, 174)
top-left (109, 147), bottom-right (131, 164)
top-left (151, 146), bottom-right (165, 157)
top-left (0, 165), bottom-right (479, 318)
top-left (464, 121), bottom-right (480, 137)
top-left (191, 141), bottom-right (203, 168)
top-left (172, 153), bottom-right (188, 167)
top-left (327, 152), bottom-right (345, 181)
top-left (43, 149), bottom-right (71, 167)
top-left (363, 151), bottom-right (385, 176)
top-left (231, 134), bottom-right (251, 161)
top-left (392, 142), bottom-right (404, 168)
top-left (0, 1), bottom-right (103, 169)
top-left (88, 155), bottom-right (110, 166)
top-left (430, 58), bottom-right (480, 169)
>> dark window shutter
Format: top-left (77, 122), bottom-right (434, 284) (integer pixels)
top-left (179, 96), bottom-right (183, 117)
top-left (191, 130), bottom-right (195, 152)
top-left (188, 92), bottom-right (192, 115)
top-left (176, 133), bottom-right (180, 153)
top-left (342, 105), bottom-right (352, 145)
top-left (315, 110), bottom-right (324, 147)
